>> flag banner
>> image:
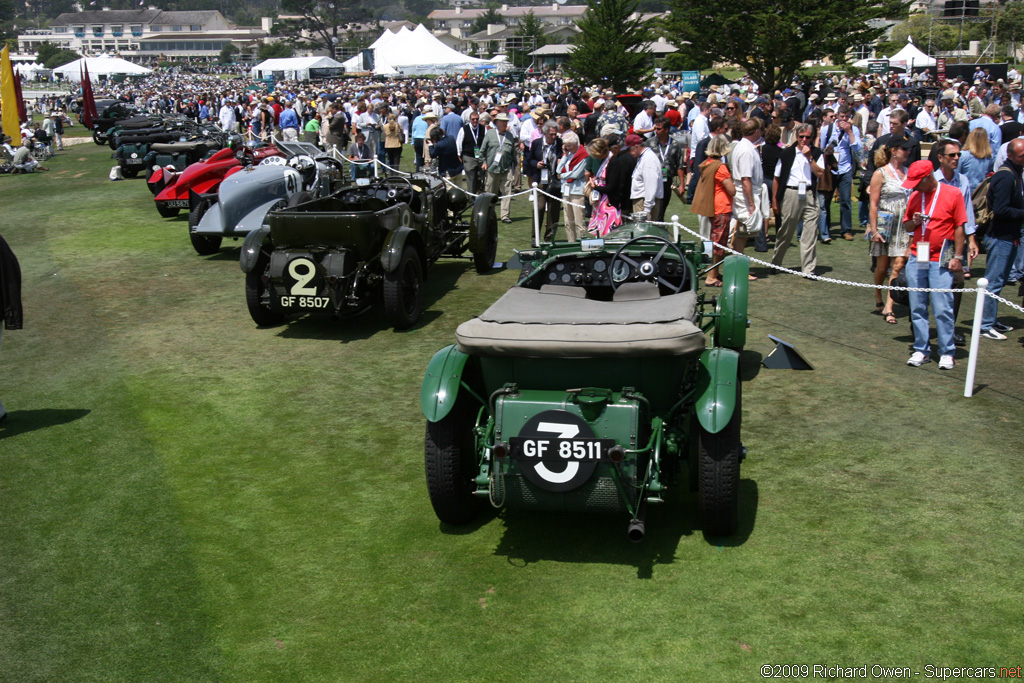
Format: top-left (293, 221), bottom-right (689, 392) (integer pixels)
top-left (81, 62), bottom-right (98, 129)
top-left (0, 46), bottom-right (21, 140)
top-left (13, 72), bottom-right (26, 123)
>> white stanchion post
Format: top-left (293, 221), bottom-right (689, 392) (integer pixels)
top-left (964, 277), bottom-right (989, 398)
top-left (373, 157), bottom-right (379, 178)
top-left (532, 182), bottom-right (540, 247)
top-left (671, 214), bottom-right (680, 242)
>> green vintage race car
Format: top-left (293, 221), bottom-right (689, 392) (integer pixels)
top-left (421, 221), bottom-right (749, 539)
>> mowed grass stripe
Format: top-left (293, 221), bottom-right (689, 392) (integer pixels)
top-left (0, 140), bottom-right (1021, 681)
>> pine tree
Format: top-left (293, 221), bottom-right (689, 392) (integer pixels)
top-left (566, 0), bottom-right (652, 92)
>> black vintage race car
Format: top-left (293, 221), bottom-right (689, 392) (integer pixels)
top-left (239, 172), bottom-right (499, 330)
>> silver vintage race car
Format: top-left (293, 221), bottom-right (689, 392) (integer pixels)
top-left (186, 141), bottom-right (343, 255)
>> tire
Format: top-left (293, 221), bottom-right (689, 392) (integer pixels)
top-left (697, 381), bottom-right (742, 536)
top-left (188, 200), bottom-right (222, 255)
top-left (156, 203), bottom-right (179, 218)
top-left (472, 203), bottom-right (498, 274)
top-left (286, 190), bottom-right (314, 208)
top-left (245, 252), bottom-right (284, 327)
top-left (108, 135), bottom-right (119, 151)
top-left (383, 246), bottom-right (423, 329)
top-left (122, 166), bottom-right (139, 179)
top-left (425, 397), bottom-right (483, 525)
top-left (92, 130), bottom-right (105, 145)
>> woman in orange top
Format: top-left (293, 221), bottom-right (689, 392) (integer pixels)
top-left (692, 134), bottom-right (736, 286)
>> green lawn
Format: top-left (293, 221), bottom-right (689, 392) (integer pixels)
top-left (1, 142), bottom-right (1022, 682)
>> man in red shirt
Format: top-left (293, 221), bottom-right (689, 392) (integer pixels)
top-left (901, 160), bottom-right (966, 369)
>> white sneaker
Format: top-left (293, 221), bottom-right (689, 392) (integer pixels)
top-left (907, 351), bottom-right (931, 367)
top-left (938, 355), bottom-right (954, 370)
top-left (980, 328), bottom-right (1008, 340)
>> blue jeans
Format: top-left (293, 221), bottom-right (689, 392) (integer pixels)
top-left (835, 168), bottom-right (853, 234)
top-left (858, 181), bottom-right (870, 227)
top-left (980, 235), bottom-right (1019, 330)
top-left (816, 191), bottom-right (831, 240)
top-left (413, 138), bottom-right (424, 170)
top-left (1008, 234), bottom-right (1024, 281)
top-left (906, 260), bottom-right (955, 356)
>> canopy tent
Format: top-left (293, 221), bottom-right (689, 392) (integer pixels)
top-left (853, 37), bottom-right (936, 70)
top-left (249, 55), bottom-right (347, 81)
top-left (52, 55), bottom-right (152, 82)
top-left (700, 73), bottom-right (737, 88)
top-left (13, 62), bottom-right (51, 80)
top-left (344, 24), bottom-right (500, 76)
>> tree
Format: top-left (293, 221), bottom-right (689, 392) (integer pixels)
top-left (472, 6), bottom-right (502, 34)
top-left (275, 0), bottom-right (370, 56)
top-left (508, 10), bottom-right (546, 69)
top-left (566, 0), bottom-right (653, 92)
top-left (664, 0), bottom-right (908, 94)
top-left (219, 43), bottom-right (240, 64)
top-left (36, 40), bottom-right (79, 69)
top-left (998, 1), bottom-right (1024, 58)
top-left (258, 40), bottom-right (294, 59)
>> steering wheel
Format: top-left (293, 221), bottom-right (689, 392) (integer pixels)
top-left (371, 174), bottom-right (415, 201)
top-left (608, 235), bottom-right (689, 293)
top-left (288, 154), bottom-right (320, 191)
top-left (259, 155), bottom-right (287, 166)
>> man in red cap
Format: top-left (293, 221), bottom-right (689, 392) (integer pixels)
top-left (901, 159), bottom-right (966, 369)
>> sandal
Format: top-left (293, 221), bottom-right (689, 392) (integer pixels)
top-left (705, 279), bottom-right (722, 287)
top-left (883, 311), bottom-right (897, 324)
top-left (748, 274), bottom-right (758, 281)
top-left (875, 301), bottom-right (885, 312)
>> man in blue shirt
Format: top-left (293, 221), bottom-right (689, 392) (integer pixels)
top-left (968, 103), bottom-right (1002, 154)
top-left (818, 105), bottom-right (862, 240)
top-left (411, 107), bottom-right (431, 171)
top-left (278, 101), bottom-right (300, 142)
top-left (933, 139), bottom-right (979, 346)
top-left (440, 103), bottom-right (464, 139)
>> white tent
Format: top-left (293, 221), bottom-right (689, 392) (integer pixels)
top-left (249, 55), bottom-right (347, 81)
top-left (52, 55), bottom-right (152, 82)
top-left (13, 62), bottom-right (51, 80)
top-left (853, 37), bottom-right (935, 70)
top-left (887, 37), bottom-right (936, 69)
top-left (345, 24), bottom-right (499, 76)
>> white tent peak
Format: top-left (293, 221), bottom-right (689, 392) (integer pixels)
top-left (52, 55), bottom-right (153, 82)
top-left (345, 23), bottom-right (497, 76)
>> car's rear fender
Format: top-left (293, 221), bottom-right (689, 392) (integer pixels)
top-left (695, 348), bottom-right (740, 435)
top-left (239, 226), bottom-right (271, 273)
top-left (381, 225), bottom-right (427, 279)
top-left (421, 344), bottom-right (471, 422)
top-left (469, 192), bottom-right (498, 253)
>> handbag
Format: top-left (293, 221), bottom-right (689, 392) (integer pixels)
top-left (875, 210), bottom-right (895, 243)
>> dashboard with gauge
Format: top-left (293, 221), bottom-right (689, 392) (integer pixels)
top-left (519, 249), bottom-right (691, 293)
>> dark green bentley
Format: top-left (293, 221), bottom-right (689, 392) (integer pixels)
top-left (421, 221), bottom-right (749, 539)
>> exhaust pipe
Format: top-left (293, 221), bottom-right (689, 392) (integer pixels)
top-left (627, 497), bottom-right (647, 542)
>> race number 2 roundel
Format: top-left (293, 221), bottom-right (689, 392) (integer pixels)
top-left (509, 410), bottom-right (615, 493)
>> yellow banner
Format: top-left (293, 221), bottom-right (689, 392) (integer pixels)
top-left (0, 46), bottom-right (21, 140)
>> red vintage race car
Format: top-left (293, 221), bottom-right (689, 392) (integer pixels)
top-left (150, 144), bottom-right (284, 218)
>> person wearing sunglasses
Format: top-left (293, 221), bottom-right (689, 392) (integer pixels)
top-left (770, 123), bottom-right (826, 275)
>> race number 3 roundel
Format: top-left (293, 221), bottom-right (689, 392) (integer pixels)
top-left (509, 410), bottom-right (616, 493)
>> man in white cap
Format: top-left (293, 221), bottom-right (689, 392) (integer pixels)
top-left (479, 112), bottom-right (517, 223)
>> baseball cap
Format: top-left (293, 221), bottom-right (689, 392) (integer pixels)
top-left (624, 134), bottom-right (644, 147)
top-left (902, 160), bottom-right (935, 190)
